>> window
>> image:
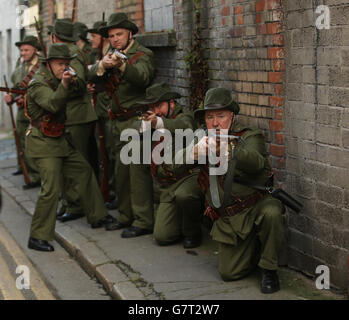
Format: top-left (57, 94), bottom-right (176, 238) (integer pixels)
top-left (144, 0), bottom-right (174, 32)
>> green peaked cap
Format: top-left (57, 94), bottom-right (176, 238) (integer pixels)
top-left (40, 43), bottom-right (77, 61)
top-left (50, 19), bottom-right (78, 42)
top-left (194, 88), bottom-right (240, 119)
top-left (137, 82), bottom-right (181, 105)
top-left (15, 35), bottom-right (41, 51)
top-left (87, 21), bottom-right (107, 35)
top-left (73, 22), bottom-right (89, 41)
top-left (99, 13), bottom-right (138, 38)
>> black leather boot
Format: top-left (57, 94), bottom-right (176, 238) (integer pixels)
top-left (260, 268), bottom-right (280, 294)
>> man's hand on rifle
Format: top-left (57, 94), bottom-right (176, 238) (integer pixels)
top-left (4, 93), bottom-right (12, 105)
top-left (62, 69), bottom-right (74, 89)
top-left (14, 96), bottom-right (24, 108)
top-left (142, 111), bottom-right (158, 129)
top-left (102, 52), bottom-right (123, 69)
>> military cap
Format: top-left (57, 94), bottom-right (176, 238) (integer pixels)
top-left (40, 43), bottom-right (77, 61)
top-left (99, 13), bottom-right (138, 38)
top-left (15, 35), bottom-right (41, 51)
top-left (194, 88), bottom-right (240, 120)
top-left (50, 19), bottom-right (78, 42)
top-left (87, 21), bottom-right (107, 35)
top-left (47, 18), bottom-right (72, 35)
top-left (74, 22), bottom-right (89, 41)
top-left (137, 82), bottom-right (181, 105)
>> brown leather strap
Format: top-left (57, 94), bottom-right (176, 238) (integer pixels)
top-left (128, 52), bottom-right (145, 65)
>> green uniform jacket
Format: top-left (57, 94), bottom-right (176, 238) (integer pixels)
top-left (11, 58), bottom-right (38, 122)
top-left (89, 39), bottom-right (156, 113)
top-left (81, 42), bottom-right (94, 65)
top-left (64, 43), bottom-right (97, 126)
top-left (203, 122), bottom-right (273, 246)
top-left (26, 65), bottom-right (82, 158)
top-left (150, 104), bottom-right (199, 202)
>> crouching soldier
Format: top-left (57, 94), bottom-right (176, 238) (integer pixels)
top-left (192, 88), bottom-right (286, 293)
top-left (25, 44), bottom-right (118, 252)
top-left (135, 82), bottom-right (204, 248)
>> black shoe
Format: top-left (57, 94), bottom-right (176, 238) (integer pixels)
top-left (260, 268), bottom-right (280, 294)
top-left (105, 199), bottom-right (118, 210)
top-left (183, 235), bottom-right (201, 249)
top-left (28, 237), bottom-right (54, 252)
top-left (91, 214), bottom-right (118, 229)
top-left (57, 205), bottom-right (66, 217)
top-left (121, 226), bottom-right (152, 238)
top-left (57, 212), bottom-right (84, 222)
top-left (22, 181), bottom-right (41, 190)
top-left (12, 169), bottom-right (23, 176)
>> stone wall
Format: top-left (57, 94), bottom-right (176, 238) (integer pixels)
top-left (284, 0), bottom-right (349, 291)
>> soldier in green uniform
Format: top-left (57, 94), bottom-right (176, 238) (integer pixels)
top-left (89, 13), bottom-right (156, 231)
top-left (26, 44), bottom-right (118, 252)
top-left (49, 19), bottom-right (99, 221)
top-left (191, 88), bottom-right (286, 294)
top-left (133, 82), bottom-right (204, 247)
top-left (87, 20), bottom-right (117, 208)
top-left (4, 36), bottom-right (41, 189)
top-left (73, 22), bottom-right (94, 65)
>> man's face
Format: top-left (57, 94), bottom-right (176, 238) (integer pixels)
top-left (205, 109), bottom-right (234, 130)
top-left (20, 45), bottom-right (37, 62)
top-left (108, 28), bottom-right (132, 50)
top-left (151, 100), bottom-right (175, 117)
top-left (48, 59), bottom-right (70, 79)
top-left (90, 33), bottom-right (102, 49)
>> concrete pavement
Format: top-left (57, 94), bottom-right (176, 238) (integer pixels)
top-left (0, 138), bottom-right (346, 300)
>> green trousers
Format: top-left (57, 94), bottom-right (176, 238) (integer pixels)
top-left (17, 120), bottom-right (40, 183)
top-left (218, 197), bottom-right (285, 281)
top-left (30, 148), bottom-right (108, 241)
top-left (153, 174), bottom-right (204, 245)
top-left (62, 123), bottom-right (94, 214)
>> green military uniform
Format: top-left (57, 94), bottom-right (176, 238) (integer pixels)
top-left (134, 83), bottom-right (204, 244)
top-left (51, 20), bottom-right (99, 216)
top-left (11, 36), bottom-right (41, 185)
top-left (74, 22), bottom-right (94, 65)
top-left (25, 44), bottom-right (108, 242)
top-left (193, 88), bottom-right (286, 283)
top-left (87, 21), bottom-right (116, 202)
top-left (89, 13), bottom-right (156, 227)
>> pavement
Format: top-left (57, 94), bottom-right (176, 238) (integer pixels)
top-left (0, 133), bottom-right (346, 300)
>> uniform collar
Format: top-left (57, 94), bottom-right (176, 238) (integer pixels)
top-left (230, 121), bottom-right (249, 134)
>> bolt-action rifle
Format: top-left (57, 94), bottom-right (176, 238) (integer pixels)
top-left (1, 78), bottom-right (31, 185)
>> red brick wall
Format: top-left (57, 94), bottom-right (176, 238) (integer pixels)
top-left (116, 0), bottom-right (144, 33)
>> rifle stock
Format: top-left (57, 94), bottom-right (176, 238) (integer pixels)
top-left (71, 0), bottom-right (78, 23)
top-left (2, 77), bottom-right (31, 185)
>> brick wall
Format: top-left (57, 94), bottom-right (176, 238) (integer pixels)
top-left (116, 0), bottom-right (144, 33)
top-left (284, 0), bottom-right (349, 291)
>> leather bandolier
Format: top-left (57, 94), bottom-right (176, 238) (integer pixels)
top-left (105, 52), bottom-right (147, 121)
top-left (150, 112), bottom-right (196, 187)
top-left (197, 129), bottom-right (268, 221)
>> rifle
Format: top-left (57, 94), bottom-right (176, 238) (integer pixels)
top-left (34, 17), bottom-right (47, 58)
top-left (91, 21), bottom-right (110, 203)
top-left (2, 77), bottom-right (31, 185)
top-left (71, 0), bottom-right (78, 23)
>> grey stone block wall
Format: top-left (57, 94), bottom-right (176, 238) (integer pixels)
top-left (284, 0), bottom-right (349, 291)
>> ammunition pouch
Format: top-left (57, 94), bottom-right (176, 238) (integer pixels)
top-left (31, 114), bottom-right (65, 138)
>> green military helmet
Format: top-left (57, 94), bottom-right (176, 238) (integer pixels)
top-left (74, 22), bottom-right (89, 42)
top-left (99, 12), bottom-right (138, 38)
top-left (87, 20), bottom-right (107, 35)
top-left (50, 19), bottom-right (78, 42)
top-left (194, 88), bottom-right (240, 120)
top-left (40, 43), bottom-right (77, 61)
top-left (137, 82), bottom-right (181, 105)
top-left (15, 35), bottom-right (41, 51)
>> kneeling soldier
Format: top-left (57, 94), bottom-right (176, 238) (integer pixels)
top-left (134, 82), bottom-right (204, 248)
top-left (192, 88), bottom-right (286, 293)
top-left (26, 44), bottom-right (118, 252)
